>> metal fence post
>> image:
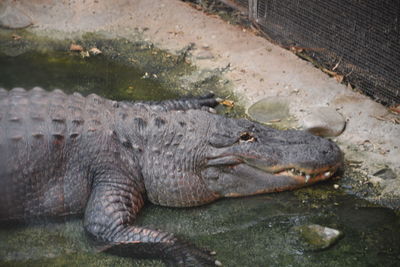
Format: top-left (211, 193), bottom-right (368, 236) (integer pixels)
top-left (248, 0), bottom-right (258, 22)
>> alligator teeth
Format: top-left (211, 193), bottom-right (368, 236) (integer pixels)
top-left (324, 171), bottom-right (331, 177)
top-left (305, 175), bottom-right (311, 183)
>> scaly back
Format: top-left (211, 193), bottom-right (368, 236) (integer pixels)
top-left (0, 87), bottom-right (117, 220)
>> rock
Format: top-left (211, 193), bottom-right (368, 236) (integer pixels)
top-left (80, 51), bottom-right (90, 58)
top-left (333, 184), bottom-right (340, 189)
top-left (0, 5), bottom-right (33, 29)
top-left (369, 176), bottom-right (383, 186)
top-left (301, 107), bottom-right (345, 137)
top-left (294, 224), bottom-right (343, 251)
top-left (373, 168), bottom-right (397, 180)
top-left (247, 97), bottom-right (295, 129)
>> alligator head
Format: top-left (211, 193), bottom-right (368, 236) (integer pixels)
top-left (140, 109), bottom-right (342, 207)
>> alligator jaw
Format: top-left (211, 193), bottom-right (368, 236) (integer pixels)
top-left (221, 163), bottom-right (341, 197)
top-left (243, 157), bottom-right (341, 185)
top-left (204, 155), bottom-right (342, 198)
top-left (273, 163), bottom-right (342, 184)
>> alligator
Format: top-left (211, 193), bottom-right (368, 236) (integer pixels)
top-left (0, 87), bottom-right (342, 266)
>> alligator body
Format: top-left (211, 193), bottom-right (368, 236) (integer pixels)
top-left (0, 87), bottom-right (342, 266)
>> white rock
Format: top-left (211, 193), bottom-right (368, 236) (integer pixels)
top-left (295, 224), bottom-right (343, 250)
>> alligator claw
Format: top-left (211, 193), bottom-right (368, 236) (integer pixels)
top-left (164, 240), bottom-right (218, 267)
top-left (195, 96), bottom-right (219, 108)
top-left (197, 92), bottom-right (215, 99)
top-left (143, 93), bottom-right (220, 111)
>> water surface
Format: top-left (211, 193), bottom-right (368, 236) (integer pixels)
top-left (0, 51), bottom-right (179, 101)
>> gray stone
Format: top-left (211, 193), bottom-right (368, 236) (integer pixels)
top-left (248, 97), bottom-right (289, 123)
top-left (0, 5), bottom-right (33, 29)
top-left (373, 168), bottom-right (397, 180)
top-left (301, 107), bottom-right (345, 137)
top-left (294, 224), bottom-right (343, 251)
top-left (247, 97), bottom-right (296, 129)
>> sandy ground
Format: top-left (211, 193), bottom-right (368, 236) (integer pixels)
top-left (1, 0), bottom-right (399, 206)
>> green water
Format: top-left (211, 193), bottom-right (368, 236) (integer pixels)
top-left (1, 185), bottom-right (399, 267)
top-left (0, 47), bottom-right (399, 267)
top-left (0, 51), bottom-right (179, 101)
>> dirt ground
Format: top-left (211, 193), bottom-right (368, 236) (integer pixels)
top-left (1, 0), bottom-right (399, 208)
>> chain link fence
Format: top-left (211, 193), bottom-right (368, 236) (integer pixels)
top-left (218, 0), bottom-right (400, 105)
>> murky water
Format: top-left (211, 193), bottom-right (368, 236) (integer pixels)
top-left (0, 51), bottom-right (399, 267)
top-left (1, 185), bottom-right (399, 267)
top-left (0, 51), bottom-right (179, 101)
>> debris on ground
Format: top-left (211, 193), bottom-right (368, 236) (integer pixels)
top-left (70, 44), bottom-right (84, 52)
top-left (220, 99), bottom-right (234, 107)
top-left (89, 47), bottom-right (102, 55)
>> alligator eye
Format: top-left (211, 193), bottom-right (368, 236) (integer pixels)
top-left (239, 132), bottom-right (256, 143)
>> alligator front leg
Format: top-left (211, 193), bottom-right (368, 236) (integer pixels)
top-left (84, 179), bottom-right (217, 266)
top-left (135, 93), bottom-right (219, 112)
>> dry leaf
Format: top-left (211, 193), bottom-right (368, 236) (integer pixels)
top-left (11, 34), bottom-right (22, 40)
top-left (334, 74), bottom-right (344, 83)
top-left (389, 105), bottom-right (400, 114)
top-left (70, 44), bottom-right (84, 52)
top-left (321, 68), bottom-right (337, 76)
top-left (89, 47), bottom-right (102, 55)
top-left (220, 99), bottom-right (234, 107)
top-left (290, 46), bottom-right (304, 53)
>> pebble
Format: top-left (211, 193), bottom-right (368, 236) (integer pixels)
top-left (195, 50), bottom-right (214, 60)
top-left (301, 107), bottom-right (346, 137)
top-left (369, 176), bottom-right (383, 185)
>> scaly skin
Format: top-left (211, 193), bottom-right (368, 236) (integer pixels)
top-left (0, 87), bottom-right (342, 266)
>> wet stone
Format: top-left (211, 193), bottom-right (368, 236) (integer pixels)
top-left (247, 97), bottom-right (295, 129)
top-left (294, 224), bottom-right (343, 251)
top-left (301, 107), bottom-right (345, 137)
